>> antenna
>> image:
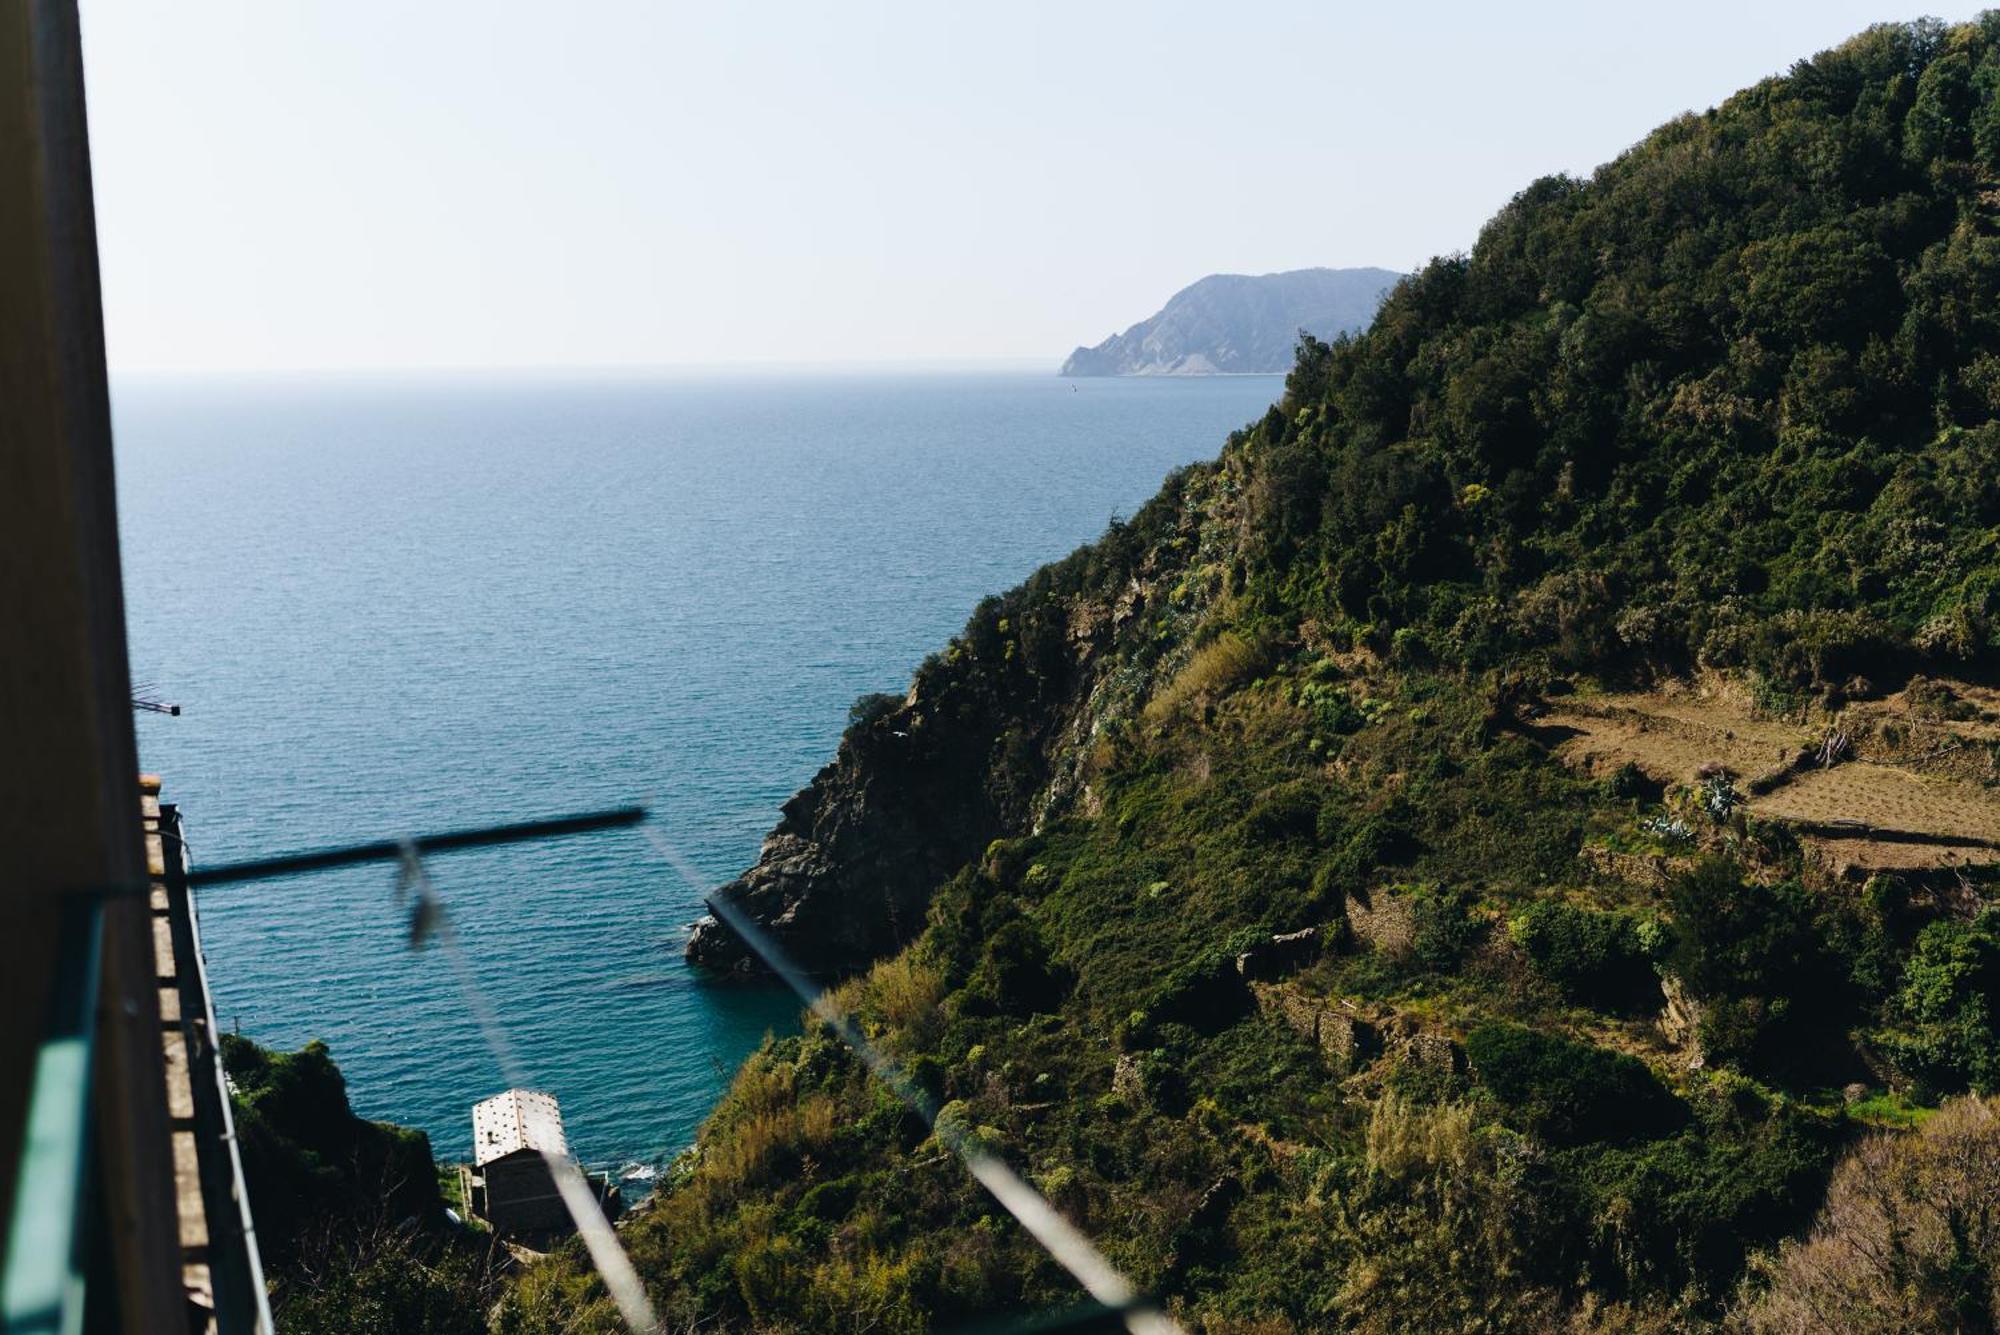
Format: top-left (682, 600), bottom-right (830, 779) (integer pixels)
top-left (131, 681), bottom-right (181, 716)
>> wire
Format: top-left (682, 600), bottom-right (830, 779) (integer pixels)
top-left (174, 802), bottom-right (1178, 1332)
top-left (396, 847), bottom-right (663, 1334)
top-left (638, 825), bottom-right (1183, 1335)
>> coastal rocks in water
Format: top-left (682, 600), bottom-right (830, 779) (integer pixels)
top-left (1061, 267), bottom-right (1400, 376)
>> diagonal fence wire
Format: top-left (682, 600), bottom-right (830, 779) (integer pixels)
top-left (173, 808), bottom-right (657, 1327)
top-left (184, 804), bottom-right (1178, 1333)
top-left (638, 825), bottom-right (1184, 1335)
top-left (395, 846), bottom-right (663, 1334)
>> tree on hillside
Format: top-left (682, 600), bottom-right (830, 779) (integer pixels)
top-left (1737, 1096), bottom-right (2000, 1333)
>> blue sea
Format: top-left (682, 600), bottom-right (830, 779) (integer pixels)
top-left (113, 367), bottom-right (1283, 1172)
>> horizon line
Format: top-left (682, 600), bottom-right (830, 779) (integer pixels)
top-left (106, 353), bottom-right (1080, 380)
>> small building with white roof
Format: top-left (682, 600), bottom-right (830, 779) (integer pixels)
top-left (466, 1088), bottom-right (571, 1237)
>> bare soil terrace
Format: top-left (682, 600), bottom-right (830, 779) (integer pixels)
top-left (1541, 675), bottom-right (2000, 877)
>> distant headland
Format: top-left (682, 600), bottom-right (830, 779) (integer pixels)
top-left (1060, 265), bottom-right (1401, 376)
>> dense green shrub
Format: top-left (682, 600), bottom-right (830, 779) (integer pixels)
top-left (1215, 16), bottom-right (2000, 686)
top-left (1511, 900), bottom-right (1658, 1012)
top-left (845, 690), bottom-right (904, 732)
top-left (1570, 1091), bottom-right (1837, 1299)
top-left (1606, 761), bottom-right (1660, 802)
top-left (1886, 910), bottom-right (2000, 1096)
top-left (1240, 780), bottom-right (1323, 843)
top-left (222, 1036), bottom-right (444, 1267)
top-left (1409, 883), bottom-right (1485, 971)
top-left (1297, 677), bottom-right (1367, 734)
top-left (1466, 1022), bottom-right (1681, 1145)
top-left (222, 1037), bottom-right (498, 1331)
top-left (959, 919), bottom-right (1069, 1017)
top-left (1130, 948), bottom-right (1248, 1040)
top-left (1327, 806), bottom-right (1419, 883)
top-left (1666, 860), bottom-right (1838, 1068)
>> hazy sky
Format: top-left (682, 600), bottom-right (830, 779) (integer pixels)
top-left (79, 2), bottom-right (1987, 373)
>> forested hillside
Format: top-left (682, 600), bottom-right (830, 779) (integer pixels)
top-left (510, 18), bottom-right (2000, 1332)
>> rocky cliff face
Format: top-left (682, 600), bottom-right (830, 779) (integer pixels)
top-left (685, 713), bottom-right (1015, 977)
top-left (687, 464), bottom-right (1237, 977)
top-left (1060, 267), bottom-right (1399, 376)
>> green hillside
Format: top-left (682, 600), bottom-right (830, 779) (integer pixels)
top-left (505, 18), bottom-right (2000, 1332)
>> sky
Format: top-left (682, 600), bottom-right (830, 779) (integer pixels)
top-left (78, 1), bottom-right (1990, 374)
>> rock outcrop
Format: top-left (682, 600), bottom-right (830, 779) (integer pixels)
top-left (1251, 983), bottom-right (1380, 1077)
top-left (1658, 973), bottom-right (1706, 1069)
top-left (685, 720), bottom-right (1005, 976)
top-left (1250, 982), bottom-right (1475, 1081)
top-left (685, 667), bottom-right (1097, 977)
top-left (688, 467), bottom-right (1237, 977)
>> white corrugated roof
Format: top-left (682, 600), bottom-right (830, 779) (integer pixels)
top-left (471, 1088), bottom-right (567, 1166)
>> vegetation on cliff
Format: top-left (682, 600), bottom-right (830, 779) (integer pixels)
top-left (223, 1036), bottom-right (502, 1333)
top-left (519, 17), bottom-right (2000, 1332)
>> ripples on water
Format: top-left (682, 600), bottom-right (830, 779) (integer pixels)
top-left (114, 367), bottom-right (1283, 1169)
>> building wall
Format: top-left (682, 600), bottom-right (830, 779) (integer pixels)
top-left (482, 1153), bottom-right (569, 1235)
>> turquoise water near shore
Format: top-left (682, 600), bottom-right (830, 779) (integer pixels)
top-left (113, 367), bottom-right (1283, 1172)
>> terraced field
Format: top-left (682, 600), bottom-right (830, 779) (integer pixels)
top-left (1543, 676), bottom-right (2000, 876)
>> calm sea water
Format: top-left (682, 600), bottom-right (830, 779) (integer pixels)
top-left (113, 367), bottom-right (1282, 1171)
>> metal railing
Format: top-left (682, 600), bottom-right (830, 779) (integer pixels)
top-left (159, 804), bottom-right (274, 1335)
top-left (0, 802), bottom-right (645, 1334)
